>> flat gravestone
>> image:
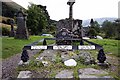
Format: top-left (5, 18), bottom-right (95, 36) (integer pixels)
top-left (78, 68), bottom-right (108, 75)
top-left (55, 70), bottom-right (73, 78)
top-left (17, 71), bottom-right (32, 78)
top-left (78, 68), bottom-right (114, 79)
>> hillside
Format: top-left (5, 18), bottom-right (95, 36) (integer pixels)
top-left (82, 17), bottom-right (117, 27)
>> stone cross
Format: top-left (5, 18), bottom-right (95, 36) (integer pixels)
top-left (67, 0), bottom-right (75, 19)
top-left (14, 8), bottom-right (29, 39)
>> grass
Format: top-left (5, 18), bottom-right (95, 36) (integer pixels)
top-left (17, 53), bottom-right (109, 78)
top-left (88, 39), bottom-right (119, 57)
top-left (16, 53), bottom-right (89, 78)
top-left (15, 38), bottom-right (119, 79)
top-left (2, 36), bottom-right (54, 59)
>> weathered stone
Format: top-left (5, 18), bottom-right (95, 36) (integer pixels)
top-left (17, 71), bottom-right (32, 78)
top-left (24, 61), bottom-right (30, 65)
top-left (18, 60), bottom-right (30, 66)
top-left (37, 50), bottom-right (57, 61)
top-left (83, 37), bottom-right (90, 40)
top-left (18, 60), bottom-right (23, 66)
top-left (78, 68), bottom-right (113, 79)
top-left (78, 68), bottom-right (108, 75)
top-left (79, 75), bottom-right (98, 78)
top-left (97, 62), bottom-right (110, 68)
top-left (61, 54), bottom-right (70, 62)
top-left (15, 8), bottom-right (29, 39)
top-left (55, 70), bottom-right (73, 78)
top-left (64, 59), bottom-right (77, 66)
top-left (97, 35), bottom-right (103, 39)
top-left (79, 52), bottom-right (96, 65)
top-left (42, 61), bottom-right (49, 66)
top-left (79, 75), bottom-right (114, 79)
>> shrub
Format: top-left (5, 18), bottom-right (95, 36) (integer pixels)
top-left (88, 28), bottom-right (97, 38)
top-left (2, 27), bottom-right (10, 36)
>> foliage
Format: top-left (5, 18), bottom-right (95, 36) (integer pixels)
top-left (93, 21), bottom-right (101, 33)
top-left (88, 28), bottom-right (97, 38)
top-left (27, 3), bottom-right (49, 35)
top-left (2, 27), bottom-right (10, 36)
top-left (88, 19), bottom-right (100, 38)
top-left (1, 23), bottom-right (17, 36)
top-left (101, 19), bottom-right (120, 39)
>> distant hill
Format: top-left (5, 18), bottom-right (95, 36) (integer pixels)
top-left (82, 17), bottom-right (117, 27)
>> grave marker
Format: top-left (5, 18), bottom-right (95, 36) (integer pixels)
top-left (15, 8), bottom-right (29, 39)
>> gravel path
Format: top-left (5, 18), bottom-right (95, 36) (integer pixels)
top-left (2, 50), bottom-right (40, 79)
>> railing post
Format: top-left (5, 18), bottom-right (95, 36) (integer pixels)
top-left (21, 49), bottom-right (29, 62)
top-left (97, 49), bottom-right (106, 63)
top-left (43, 39), bottom-right (47, 45)
top-left (80, 40), bottom-right (84, 45)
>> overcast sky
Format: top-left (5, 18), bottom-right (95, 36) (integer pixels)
top-left (12, 0), bottom-right (119, 20)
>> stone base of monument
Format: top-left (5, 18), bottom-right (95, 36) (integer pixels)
top-left (18, 60), bottom-right (30, 66)
top-left (97, 62), bottom-right (110, 68)
top-left (17, 71), bottom-right (32, 78)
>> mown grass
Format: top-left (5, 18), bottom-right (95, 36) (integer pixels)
top-left (88, 39), bottom-right (119, 57)
top-left (2, 36), bottom-right (54, 59)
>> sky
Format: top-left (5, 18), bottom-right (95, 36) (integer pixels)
top-left (11, 0), bottom-right (119, 21)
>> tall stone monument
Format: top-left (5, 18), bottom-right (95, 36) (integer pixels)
top-left (15, 8), bottom-right (29, 39)
top-left (67, 0), bottom-right (75, 30)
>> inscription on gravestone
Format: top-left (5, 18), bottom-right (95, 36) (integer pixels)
top-left (15, 8), bottom-right (29, 39)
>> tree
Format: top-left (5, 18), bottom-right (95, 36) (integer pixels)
top-left (101, 20), bottom-right (114, 38)
top-left (88, 28), bottom-right (97, 38)
top-left (90, 19), bottom-right (100, 33)
top-left (88, 19), bottom-right (100, 38)
top-left (27, 3), bottom-right (48, 35)
top-left (94, 21), bottom-right (101, 33)
top-left (113, 19), bottom-right (120, 40)
top-left (101, 19), bottom-right (120, 39)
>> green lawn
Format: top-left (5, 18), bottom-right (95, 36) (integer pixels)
top-left (2, 37), bottom-right (119, 59)
top-left (2, 36), bottom-right (54, 59)
top-left (89, 39), bottom-right (119, 57)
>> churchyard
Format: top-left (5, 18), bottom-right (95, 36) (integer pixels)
top-left (1, 0), bottom-right (120, 79)
top-left (2, 36), bottom-right (120, 79)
